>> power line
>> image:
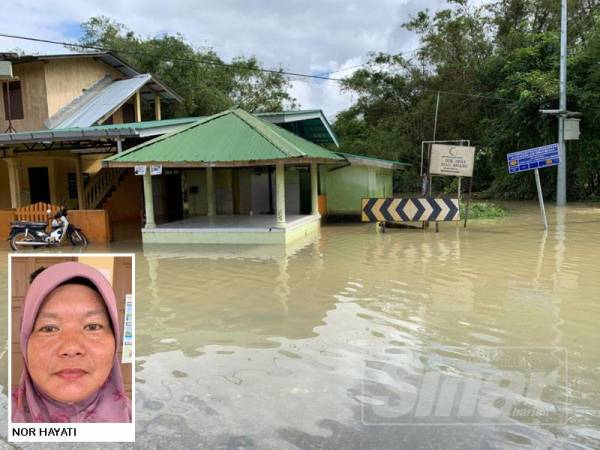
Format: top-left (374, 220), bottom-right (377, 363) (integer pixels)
top-left (0, 32), bottom-right (516, 103)
top-left (0, 32), bottom-right (345, 82)
top-left (318, 47), bottom-right (422, 77)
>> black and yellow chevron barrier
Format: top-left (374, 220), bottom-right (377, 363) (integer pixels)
top-left (361, 197), bottom-right (460, 222)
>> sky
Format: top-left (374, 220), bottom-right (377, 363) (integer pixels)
top-left (0, 0), bottom-right (453, 120)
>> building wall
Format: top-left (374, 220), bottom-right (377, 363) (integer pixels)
top-left (184, 169), bottom-right (207, 217)
top-left (104, 171), bottom-right (142, 221)
top-left (237, 169), bottom-right (252, 214)
top-left (182, 167), bottom-right (301, 218)
top-left (0, 62), bottom-right (49, 132)
top-left (0, 58), bottom-right (124, 132)
top-left (250, 170), bottom-right (271, 214)
top-left (53, 157), bottom-right (79, 209)
top-left (0, 160), bottom-right (11, 209)
top-left (283, 168), bottom-right (300, 215)
top-left (249, 167), bottom-right (300, 215)
top-left (4, 154), bottom-right (79, 208)
top-left (215, 169), bottom-right (234, 215)
top-left (322, 165), bottom-right (394, 214)
top-left (44, 58), bottom-right (122, 119)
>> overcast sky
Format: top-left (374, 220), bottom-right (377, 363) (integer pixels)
top-left (0, 0), bottom-right (453, 120)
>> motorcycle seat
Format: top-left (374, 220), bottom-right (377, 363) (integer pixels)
top-left (11, 221), bottom-right (48, 228)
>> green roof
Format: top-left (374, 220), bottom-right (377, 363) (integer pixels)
top-left (56, 117), bottom-right (200, 132)
top-left (0, 117), bottom-right (202, 146)
top-left (337, 152), bottom-right (410, 169)
top-left (103, 108), bottom-right (343, 167)
top-left (255, 110), bottom-right (338, 146)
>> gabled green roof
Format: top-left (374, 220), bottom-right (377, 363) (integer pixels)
top-left (103, 108), bottom-right (343, 167)
top-left (337, 152), bottom-right (410, 170)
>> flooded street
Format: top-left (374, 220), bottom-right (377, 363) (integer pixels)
top-left (1, 203), bottom-right (599, 449)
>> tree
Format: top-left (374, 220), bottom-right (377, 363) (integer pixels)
top-left (77, 16), bottom-right (297, 117)
top-left (334, 0), bottom-right (600, 200)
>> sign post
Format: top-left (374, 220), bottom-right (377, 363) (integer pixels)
top-left (507, 143), bottom-right (560, 230)
top-left (534, 169), bottom-right (548, 230)
top-left (429, 143), bottom-right (476, 230)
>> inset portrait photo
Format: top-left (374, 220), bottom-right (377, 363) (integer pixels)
top-left (8, 254), bottom-right (135, 443)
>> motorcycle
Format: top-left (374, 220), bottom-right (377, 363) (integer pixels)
top-left (8, 208), bottom-right (88, 251)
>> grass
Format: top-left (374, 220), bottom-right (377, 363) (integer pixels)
top-left (460, 201), bottom-right (510, 219)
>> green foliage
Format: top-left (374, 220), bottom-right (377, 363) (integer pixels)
top-left (77, 16), bottom-right (297, 117)
top-left (461, 201), bottom-right (510, 219)
top-left (334, 0), bottom-right (600, 201)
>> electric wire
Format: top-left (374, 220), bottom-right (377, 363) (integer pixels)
top-left (0, 32), bottom-right (517, 103)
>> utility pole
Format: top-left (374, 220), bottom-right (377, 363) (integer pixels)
top-left (556, 0), bottom-right (568, 206)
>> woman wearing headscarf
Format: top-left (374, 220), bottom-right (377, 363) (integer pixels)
top-left (12, 261), bottom-right (132, 423)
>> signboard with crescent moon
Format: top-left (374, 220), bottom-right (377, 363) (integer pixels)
top-left (429, 144), bottom-right (475, 177)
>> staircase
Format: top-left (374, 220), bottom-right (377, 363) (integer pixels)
top-left (83, 168), bottom-right (128, 209)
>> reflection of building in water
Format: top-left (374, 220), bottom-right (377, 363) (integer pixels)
top-left (138, 236), bottom-right (340, 354)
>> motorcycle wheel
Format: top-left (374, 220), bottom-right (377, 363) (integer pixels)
top-left (69, 229), bottom-right (88, 246)
top-left (10, 232), bottom-right (36, 251)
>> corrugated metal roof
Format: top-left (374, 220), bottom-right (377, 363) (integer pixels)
top-left (57, 117), bottom-right (200, 132)
top-left (51, 75), bottom-right (152, 129)
top-left (3, 52), bottom-right (182, 102)
top-left (103, 108), bottom-right (343, 167)
top-left (255, 110), bottom-right (338, 146)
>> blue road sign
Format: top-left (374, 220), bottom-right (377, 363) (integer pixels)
top-left (507, 143), bottom-right (560, 174)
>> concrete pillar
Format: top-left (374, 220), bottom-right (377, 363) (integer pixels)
top-left (135, 91), bottom-right (142, 123)
top-left (206, 166), bottom-right (216, 216)
top-left (75, 155), bottom-right (85, 209)
top-left (4, 157), bottom-right (22, 208)
top-left (310, 162), bottom-right (319, 216)
top-left (154, 93), bottom-right (162, 121)
top-left (276, 162), bottom-right (286, 227)
top-left (143, 171), bottom-right (156, 228)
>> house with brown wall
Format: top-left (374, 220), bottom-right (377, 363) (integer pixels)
top-left (0, 52), bottom-right (181, 211)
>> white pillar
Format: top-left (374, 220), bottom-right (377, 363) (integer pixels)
top-left (310, 162), bottom-right (319, 216)
top-left (276, 162), bottom-right (286, 227)
top-left (206, 166), bottom-right (216, 216)
top-left (143, 171), bottom-right (156, 228)
top-left (75, 155), bottom-right (85, 209)
top-left (4, 157), bottom-right (22, 208)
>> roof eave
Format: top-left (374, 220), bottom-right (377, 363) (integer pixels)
top-left (340, 153), bottom-right (411, 170)
top-left (0, 128), bottom-right (139, 145)
top-left (257, 110), bottom-right (339, 147)
top-left (102, 156), bottom-right (342, 169)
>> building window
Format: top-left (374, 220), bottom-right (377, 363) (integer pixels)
top-left (67, 173), bottom-right (78, 199)
top-left (2, 80), bottom-right (24, 120)
top-left (68, 172), bottom-right (91, 200)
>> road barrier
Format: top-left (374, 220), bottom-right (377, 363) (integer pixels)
top-left (361, 197), bottom-right (460, 223)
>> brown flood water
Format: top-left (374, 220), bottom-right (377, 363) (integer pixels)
top-left (0, 202), bottom-right (599, 449)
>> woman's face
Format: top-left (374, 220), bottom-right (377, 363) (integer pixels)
top-left (27, 284), bottom-right (115, 404)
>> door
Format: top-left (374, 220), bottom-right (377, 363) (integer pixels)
top-left (299, 168), bottom-right (312, 215)
top-left (28, 167), bottom-right (50, 204)
top-left (165, 173), bottom-right (184, 222)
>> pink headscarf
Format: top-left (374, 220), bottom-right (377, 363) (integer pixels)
top-left (12, 262), bottom-right (131, 423)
